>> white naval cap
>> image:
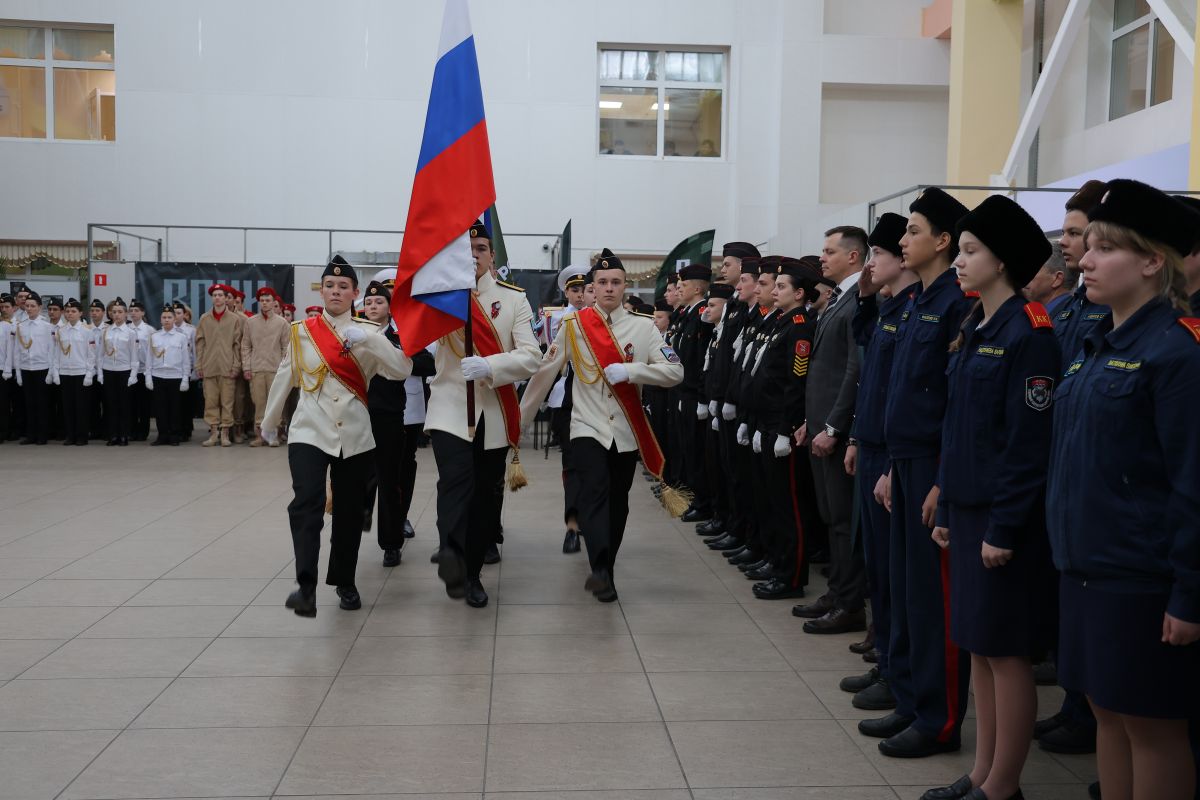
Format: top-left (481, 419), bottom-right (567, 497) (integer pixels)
top-left (557, 264), bottom-right (590, 294)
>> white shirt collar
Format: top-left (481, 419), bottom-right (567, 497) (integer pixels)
top-left (837, 272), bottom-right (861, 295)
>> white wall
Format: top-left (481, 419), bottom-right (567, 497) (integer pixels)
top-left (0, 0), bottom-right (950, 267)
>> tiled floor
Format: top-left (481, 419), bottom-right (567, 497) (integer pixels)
top-left (0, 435), bottom-right (1096, 799)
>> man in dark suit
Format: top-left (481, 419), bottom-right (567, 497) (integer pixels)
top-left (793, 226), bottom-right (869, 634)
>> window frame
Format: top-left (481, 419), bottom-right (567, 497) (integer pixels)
top-left (596, 44), bottom-right (729, 161)
top-left (1107, 7), bottom-right (1172, 121)
top-left (0, 21), bottom-right (116, 143)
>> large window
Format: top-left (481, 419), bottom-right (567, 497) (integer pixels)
top-left (597, 47), bottom-right (726, 159)
top-left (1108, 0), bottom-right (1173, 120)
top-left (0, 23), bottom-right (115, 141)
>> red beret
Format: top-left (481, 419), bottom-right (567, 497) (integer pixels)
top-left (305, 305), bottom-right (323, 314)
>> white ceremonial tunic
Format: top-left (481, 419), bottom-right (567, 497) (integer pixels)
top-left (0, 319), bottom-right (13, 376)
top-left (129, 320), bottom-right (157, 376)
top-left (12, 317), bottom-right (55, 371)
top-left (261, 309), bottom-right (412, 458)
top-left (424, 273), bottom-right (541, 450)
top-left (96, 323), bottom-right (140, 373)
top-left (146, 328), bottom-right (192, 379)
top-left (521, 305), bottom-right (683, 453)
top-left (52, 321), bottom-right (97, 377)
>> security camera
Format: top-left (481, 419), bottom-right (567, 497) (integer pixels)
top-left (542, 242), bottom-right (551, 252)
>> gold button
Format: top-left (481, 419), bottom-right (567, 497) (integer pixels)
top-left (336, 421), bottom-right (342, 427)
top-left (333, 396), bottom-right (339, 402)
top-left (609, 415), bottom-right (615, 421)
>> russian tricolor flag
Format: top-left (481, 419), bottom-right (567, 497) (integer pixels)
top-left (391, 0), bottom-right (496, 353)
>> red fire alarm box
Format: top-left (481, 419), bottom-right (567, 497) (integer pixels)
top-left (94, 274), bottom-right (107, 286)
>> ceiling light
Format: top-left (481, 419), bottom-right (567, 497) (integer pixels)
top-left (650, 102), bottom-right (670, 111)
top-left (598, 100), bottom-right (623, 109)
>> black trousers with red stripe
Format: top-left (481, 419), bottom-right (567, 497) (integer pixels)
top-left (762, 445), bottom-right (809, 590)
top-left (887, 455), bottom-right (970, 743)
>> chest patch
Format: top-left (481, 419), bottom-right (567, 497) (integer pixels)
top-left (1064, 358), bottom-right (1083, 377)
top-left (1025, 376), bottom-right (1054, 411)
top-left (795, 340), bottom-right (811, 357)
top-left (660, 345), bottom-right (680, 364)
top-left (623, 342), bottom-right (634, 363)
top-left (490, 301), bottom-right (501, 319)
top-left (918, 313), bottom-right (941, 324)
top-left (1104, 358), bottom-right (1141, 372)
top-left (975, 345), bottom-right (1005, 358)
top-left (880, 323), bottom-right (897, 333)
top-left (1085, 312), bottom-right (1107, 321)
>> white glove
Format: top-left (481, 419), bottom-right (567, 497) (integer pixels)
top-left (180, 379), bottom-right (189, 392)
top-left (127, 373), bottom-right (138, 387)
top-left (460, 355), bottom-right (492, 381)
top-left (677, 400), bottom-right (682, 412)
top-left (603, 363), bottom-right (629, 385)
top-left (145, 376), bottom-right (154, 391)
top-left (261, 426), bottom-right (279, 445)
top-left (45, 371), bottom-right (56, 385)
top-left (736, 423), bottom-right (749, 446)
top-left (15, 370), bottom-right (21, 387)
top-left (83, 374), bottom-right (93, 388)
top-left (773, 434), bottom-right (792, 457)
top-left (708, 401), bottom-right (718, 417)
top-left (752, 431), bottom-right (762, 453)
top-left (696, 402), bottom-right (709, 420)
top-left (710, 417), bottom-right (719, 432)
top-left (96, 371), bottom-right (103, 385)
top-left (1, 371), bottom-right (9, 381)
top-left (722, 402), bottom-right (737, 421)
top-left (342, 326), bottom-right (366, 347)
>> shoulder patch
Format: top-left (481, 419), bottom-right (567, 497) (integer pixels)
top-left (356, 318), bottom-right (381, 328)
top-left (629, 310), bottom-right (653, 319)
top-left (1024, 302), bottom-right (1053, 329)
top-left (1178, 317), bottom-right (1200, 343)
top-left (792, 314), bottom-right (806, 324)
top-left (496, 280), bottom-right (525, 292)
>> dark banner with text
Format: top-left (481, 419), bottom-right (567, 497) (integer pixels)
top-left (134, 263), bottom-right (295, 316)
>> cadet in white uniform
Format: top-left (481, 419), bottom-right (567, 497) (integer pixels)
top-left (145, 304), bottom-right (192, 446)
top-left (260, 257), bottom-right (412, 618)
top-left (0, 293), bottom-right (14, 440)
top-left (12, 291), bottom-right (55, 444)
top-left (51, 298), bottom-right (97, 446)
top-left (128, 299), bottom-right (157, 441)
top-left (521, 250), bottom-right (684, 600)
top-left (427, 221), bottom-right (541, 609)
top-left (95, 298), bottom-right (140, 446)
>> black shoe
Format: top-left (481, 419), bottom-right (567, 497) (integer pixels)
top-left (362, 511), bottom-right (373, 532)
top-left (74, 439), bottom-right (88, 446)
top-left (858, 712), bottom-right (915, 739)
top-left (920, 775), bottom-right (974, 800)
top-left (722, 545), bottom-right (750, 560)
top-left (150, 439), bottom-right (167, 446)
top-left (791, 594), bottom-right (835, 619)
top-left (681, 507), bottom-right (712, 523)
top-left (745, 565), bottom-right (775, 581)
top-left (739, 558), bottom-right (768, 573)
top-left (1088, 782), bottom-right (1100, 800)
top-left (403, 519), bottom-right (415, 538)
top-left (879, 726), bottom-right (960, 758)
top-left (562, 529), bottom-right (581, 554)
top-left (1033, 711), bottom-right (1069, 739)
top-left (853, 679), bottom-right (897, 711)
top-left (695, 519), bottom-right (723, 536)
top-left (703, 532), bottom-right (732, 545)
top-left (1032, 660), bottom-right (1057, 685)
top-left (863, 648), bottom-right (879, 663)
top-left (336, 585), bottom-right (362, 610)
top-left (437, 549), bottom-right (467, 599)
top-left (105, 438), bottom-right (118, 446)
top-left (169, 439), bottom-right (180, 446)
top-left (430, 548), bottom-right (440, 564)
top-left (285, 587), bottom-right (317, 618)
top-left (849, 625), bottom-right (875, 654)
top-left (839, 667), bottom-right (880, 694)
top-left (708, 535), bottom-right (743, 552)
top-left (483, 543), bottom-right (501, 565)
top-left (19, 438), bottom-right (35, 445)
top-left (118, 438), bottom-right (128, 446)
top-left (1038, 718), bottom-right (1096, 754)
top-left (382, 549), bottom-right (401, 567)
top-left (62, 439), bottom-right (74, 446)
top-left (752, 579), bottom-right (805, 600)
top-left (594, 583), bottom-right (618, 603)
top-left (803, 607), bottom-right (867, 635)
top-left (585, 568), bottom-right (612, 595)
top-left (728, 549), bottom-right (760, 566)
top-left (465, 577), bottom-right (488, 608)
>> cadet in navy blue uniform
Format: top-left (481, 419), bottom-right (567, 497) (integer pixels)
top-left (920, 196), bottom-right (1058, 800)
top-left (1052, 180), bottom-right (1110, 366)
top-left (839, 212), bottom-right (919, 711)
top-left (860, 187), bottom-right (972, 759)
top-left (1175, 195), bottom-right (1200, 315)
top-left (1048, 180), bottom-right (1200, 800)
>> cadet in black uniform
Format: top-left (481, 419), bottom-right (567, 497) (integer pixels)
top-left (698, 281), bottom-right (736, 551)
top-left (920, 196), bottom-right (1058, 800)
top-left (675, 263), bottom-right (714, 522)
top-left (662, 273), bottom-right (685, 489)
top-left (861, 188), bottom-right (972, 759)
top-left (1048, 180), bottom-right (1200, 800)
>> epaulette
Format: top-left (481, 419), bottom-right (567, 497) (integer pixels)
top-left (963, 290), bottom-right (981, 299)
top-left (497, 280), bottom-right (525, 292)
top-left (1178, 317), bottom-right (1200, 343)
top-left (355, 318), bottom-right (381, 328)
top-left (792, 314), bottom-right (806, 324)
top-left (630, 310), bottom-right (653, 319)
top-left (1023, 302), bottom-right (1053, 329)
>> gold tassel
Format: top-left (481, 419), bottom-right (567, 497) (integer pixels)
top-left (506, 449), bottom-right (529, 492)
top-left (324, 480), bottom-right (333, 514)
top-left (659, 483), bottom-right (693, 518)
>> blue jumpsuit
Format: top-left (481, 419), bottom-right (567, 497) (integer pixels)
top-left (882, 266), bottom-right (973, 742)
top-left (936, 296), bottom-right (1060, 657)
top-left (1047, 298), bottom-right (1200, 718)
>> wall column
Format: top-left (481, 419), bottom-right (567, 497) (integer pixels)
top-left (1189, 4), bottom-right (1200, 190)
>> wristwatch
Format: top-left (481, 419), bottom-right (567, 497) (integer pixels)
top-left (824, 424), bottom-right (840, 439)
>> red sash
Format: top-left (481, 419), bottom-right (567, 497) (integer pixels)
top-left (304, 316), bottom-right (369, 405)
top-left (468, 295), bottom-right (521, 450)
top-left (573, 306), bottom-right (666, 478)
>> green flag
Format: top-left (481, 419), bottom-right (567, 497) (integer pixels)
top-left (484, 204), bottom-right (508, 273)
top-left (559, 219), bottom-right (572, 270)
top-left (655, 229), bottom-right (715, 300)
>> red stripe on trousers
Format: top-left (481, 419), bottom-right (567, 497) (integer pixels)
top-left (938, 546), bottom-right (959, 742)
top-left (787, 449), bottom-right (805, 588)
